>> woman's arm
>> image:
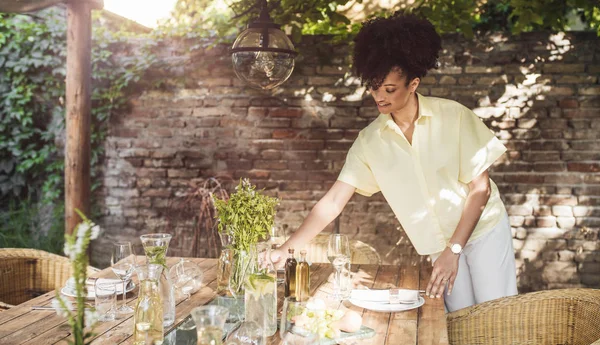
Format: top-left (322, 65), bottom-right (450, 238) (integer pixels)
top-left (271, 180), bottom-right (356, 264)
top-left (426, 170), bottom-right (492, 298)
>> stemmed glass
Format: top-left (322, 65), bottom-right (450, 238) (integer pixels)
top-left (111, 241), bottom-right (136, 314)
top-left (327, 234), bottom-right (350, 301)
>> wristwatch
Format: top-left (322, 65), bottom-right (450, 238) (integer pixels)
top-left (447, 242), bottom-right (463, 255)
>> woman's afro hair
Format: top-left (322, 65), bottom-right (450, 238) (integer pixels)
top-left (353, 12), bottom-right (441, 90)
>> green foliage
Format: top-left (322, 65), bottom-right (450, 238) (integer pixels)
top-left (214, 179), bottom-right (279, 253)
top-left (162, 0), bottom-right (600, 44)
top-left (0, 8), bottom-right (152, 241)
top-left (0, 199), bottom-right (65, 254)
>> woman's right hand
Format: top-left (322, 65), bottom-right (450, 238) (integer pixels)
top-left (270, 247), bottom-right (286, 269)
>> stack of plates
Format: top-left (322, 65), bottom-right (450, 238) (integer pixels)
top-left (61, 278), bottom-right (135, 300)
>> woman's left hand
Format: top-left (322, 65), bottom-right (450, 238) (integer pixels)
top-left (426, 248), bottom-right (459, 299)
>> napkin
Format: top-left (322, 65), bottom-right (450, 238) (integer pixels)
top-left (350, 289), bottom-right (419, 304)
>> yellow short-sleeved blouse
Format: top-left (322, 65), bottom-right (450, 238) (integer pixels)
top-left (338, 93), bottom-right (507, 255)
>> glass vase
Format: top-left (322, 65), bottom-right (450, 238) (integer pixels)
top-left (140, 233), bottom-right (176, 327)
top-left (217, 232), bottom-right (233, 296)
top-left (228, 246), bottom-right (257, 298)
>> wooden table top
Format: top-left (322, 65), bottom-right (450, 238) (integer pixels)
top-left (0, 257), bottom-right (448, 345)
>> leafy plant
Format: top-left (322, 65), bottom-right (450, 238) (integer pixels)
top-left (214, 178), bottom-right (279, 253)
top-left (0, 199), bottom-right (65, 253)
top-left (213, 178), bottom-right (279, 296)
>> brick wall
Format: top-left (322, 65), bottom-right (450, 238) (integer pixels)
top-left (93, 32), bottom-right (600, 292)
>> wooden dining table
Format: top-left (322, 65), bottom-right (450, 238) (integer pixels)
top-left (0, 257), bottom-right (448, 345)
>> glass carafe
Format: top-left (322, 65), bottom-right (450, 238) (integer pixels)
top-left (140, 233), bottom-right (176, 327)
top-left (133, 264), bottom-right (164, 345)
top-left (244, 243), bottom-right (277, 337)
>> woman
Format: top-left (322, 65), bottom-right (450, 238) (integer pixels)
top-left (271, 13), bottom-right (517, 312)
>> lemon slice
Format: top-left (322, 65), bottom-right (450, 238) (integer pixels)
top-left (246, 273), bottom-right (276, 297)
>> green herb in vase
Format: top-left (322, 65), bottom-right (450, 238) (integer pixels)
top-left (213, 178), bottom-right (279, 296)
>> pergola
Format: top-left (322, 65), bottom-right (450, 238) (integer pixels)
top-left (1, 0), bottom-right (103, 235)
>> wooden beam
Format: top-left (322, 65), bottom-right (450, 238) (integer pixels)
top-left (65, 0), bottom-right (95, 235)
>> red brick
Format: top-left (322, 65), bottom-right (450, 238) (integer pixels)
top-left (288, 140), bottom-right (325, 150)
top-left (254, 160), bottom-right (287, 170)
top-left (559, 99), bottom-right (579, 108)
top-left (270, 171), bottom-right (307, 180)
top-left (142, 189), bottom-right (172, 197)
top-left (167, 169), bottom-right (199, 178)
top-left (272, 129), bottom-right (300, 139)
top-left (149, 128), bottom-right (173, 137)
top-left (270, 108), bottom-right (303, 118)
top-left (113, 128), bottom-right (140, 138)
top-left (539, 195), bottom-right (578, 206)
top-left (504, 174), bottom-right (545, 184)
top-left (278, 151), bottom-right (314, 161)
top-left (136, 168), bottom-right (167, 178)
top-left (238, 169), bottom-right (270, 180)
top-left (567, 162), bottom-right (600, 172)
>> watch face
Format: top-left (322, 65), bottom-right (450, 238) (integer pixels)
top-left (450, 243), bottom-right (462, 254)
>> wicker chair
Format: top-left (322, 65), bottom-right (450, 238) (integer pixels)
top-left (301, 234), bottom-right (381, 265)
top-left (0, 248), bottom-right (98, 308)
top-left (447, 289), bottom-right (600, 345)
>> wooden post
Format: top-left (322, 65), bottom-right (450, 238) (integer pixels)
top-left (65, 0), bottom-right (102, 235)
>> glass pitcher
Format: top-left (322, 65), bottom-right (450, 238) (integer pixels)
top-left (140, 233), bottom-right (176, 327)
top-left (244, 243), bottom-right (277, 337)
top-left (133, 264), bottom-right (164, 345)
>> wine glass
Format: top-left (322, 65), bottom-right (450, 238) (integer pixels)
top-left (111, 241), bottom-right (135, 314)
top-left (327, 234), bottom-right (350, 301)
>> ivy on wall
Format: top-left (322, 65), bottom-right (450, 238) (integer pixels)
top-left (0, 7), bottom-right (152, 251)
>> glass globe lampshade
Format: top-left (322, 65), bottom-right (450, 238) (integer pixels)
top-left (231, 4), bottom-right (297, 90)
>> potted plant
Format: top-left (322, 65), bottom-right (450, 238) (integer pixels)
top-left (213, 178), bottom-right (278, 297)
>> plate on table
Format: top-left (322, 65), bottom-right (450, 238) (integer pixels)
top-left (61, 279), bottom-right (135, 300)
top-left (348, 296), bottom-right (425, 312)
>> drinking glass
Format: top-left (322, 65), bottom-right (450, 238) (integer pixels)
top-left (190, 305), bottom-right (229, 345)
top-left (279, 297), bottom-right (319, 345)
top-left (94, 280), bottom-right (117, 322)
top-left (111, 241), bottom-right (135, 314)
top-left (225, 321), bottom-right (264, 345)
top-left (327, 234), bottom-right (350, 300)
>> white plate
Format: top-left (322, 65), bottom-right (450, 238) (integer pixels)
top-left (61, 280), bottom-right (135, 300)
top-left (348, 296), bottom-right (425, 312)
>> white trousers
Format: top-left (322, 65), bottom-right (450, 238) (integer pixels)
top-left (430, 213), bottom-right (518, 312)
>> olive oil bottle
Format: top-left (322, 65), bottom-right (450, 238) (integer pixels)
top-left (284, 248), bottom-right (297, 298)
top-left (295, 250), bottom-right (310, 302)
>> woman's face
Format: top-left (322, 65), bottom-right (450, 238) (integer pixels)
top-left (369, 68), bottom-right (419, 115)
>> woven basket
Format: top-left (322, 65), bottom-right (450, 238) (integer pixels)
top-left (0, 248), bottom-right (98, 308)
top-left (300, 234), bottom-right (381, 265)
top-left (447, 288), bottom-right (600, 345)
